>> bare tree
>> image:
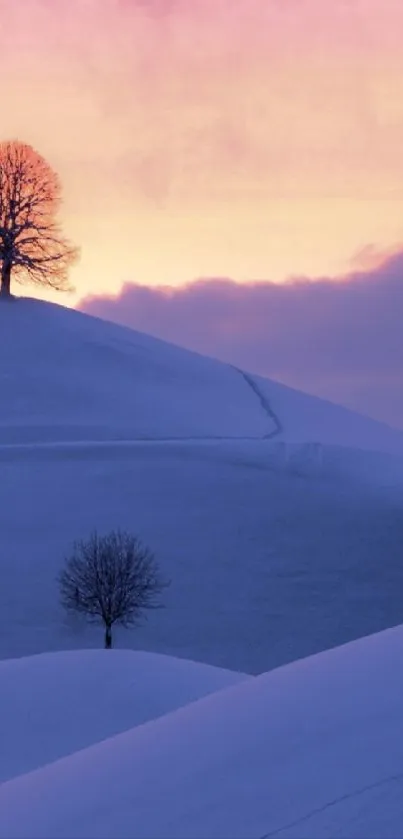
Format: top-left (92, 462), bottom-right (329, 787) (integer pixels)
top-left (0, 140), bottom-right (79, 298)
top-left (59, 530), bottom-right (169, 649)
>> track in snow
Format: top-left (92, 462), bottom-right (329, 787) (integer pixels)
top-left (234, 367), bottom-right (283, 439)
top-left (0, 369), bottom-right (284, 451)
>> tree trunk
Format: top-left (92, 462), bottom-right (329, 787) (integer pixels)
top-left (0, 261), bottom-right (11, 298)
top-left (104, 624), bottom-right (112, 649)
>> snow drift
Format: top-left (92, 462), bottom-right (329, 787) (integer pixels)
top-left (0, 648), bottom-right (248, 783)
top-left (1, 625), bottom-right (403, 838)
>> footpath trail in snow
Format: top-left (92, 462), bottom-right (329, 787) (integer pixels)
top-left (234, 367), bottom-right (283, 439)
top-left (0, 365), bottom-right (284, 450)
top-left (264, 770), bottom-right (403, 837)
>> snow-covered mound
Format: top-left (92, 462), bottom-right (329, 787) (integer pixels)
top-left (1, 297), bottom-right (403, 454)
top-left (1, 625), bottom-right (402, 839)
top-left (0, 649), bottom-right (248, 784)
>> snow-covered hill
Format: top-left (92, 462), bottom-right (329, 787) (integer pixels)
top-left (0, 649), bottom-right (247, 784)
top-left (1, 298), bottom-right (403, 673)
top-left (1, 297), bottom-right (403, 454)
top-left (1, 625), bottom-right (402, 838)
top-left (1, 299), bottom-right (403, 838)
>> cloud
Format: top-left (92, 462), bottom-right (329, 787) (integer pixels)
top-left (79, 250), bottom-right (403, 430)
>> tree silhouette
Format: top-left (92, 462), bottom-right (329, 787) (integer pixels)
top-left (0, 140), bottom-right (79, 298)
top-left (59, 530), bottom-right (169, 649)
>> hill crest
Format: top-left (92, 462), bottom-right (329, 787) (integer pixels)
top-left (1, 296), bottom-right (402, 455)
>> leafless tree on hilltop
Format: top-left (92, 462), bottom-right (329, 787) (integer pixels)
top-left (0, 140), bottom-right (79, 298)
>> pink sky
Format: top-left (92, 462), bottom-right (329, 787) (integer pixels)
top-left (2, 0), bottom-right (403, 303)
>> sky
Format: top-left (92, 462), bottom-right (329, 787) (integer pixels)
top-left (2, 0), bottom-right (403, 426)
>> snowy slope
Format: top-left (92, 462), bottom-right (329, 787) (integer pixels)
top-left (2, 434), bottom-right (403, 673)
top-left (257, 372), bottom-right (403, 454)
top-left (1, 297), bottom-right (403, 454)
top-left (1, 299), bottom-right (403, 673)
top-left (0, 298), bottom-right (270, 442)
top-left (1, 625), bottom-right (403, 839)
top-left (0, 649), bottom-right (247, 783)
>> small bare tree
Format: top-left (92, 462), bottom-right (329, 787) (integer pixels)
top-left (0, 140), bottom-right (79, 298)
top-left (59, 530), bottom-right (169, 649)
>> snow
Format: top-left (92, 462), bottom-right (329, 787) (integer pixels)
top-left (2, 434), bottom-right (403, 673)
top-left (1, 298), bottom-right (403, 673)
top-left (0, 298), bottom-right (271, 442)
top-left (1, 299), bottom-right (403, 837)
top-left (1, 625), bottom-right (403, 838)
top-left (0, 649), bottom-right (248, 784)
top-left (1, 297), bottom-right (403, 453)
top-left (257, 372), bottom-right (403, 454)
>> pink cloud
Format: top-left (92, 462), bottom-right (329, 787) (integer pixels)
top-left (80, 250), bottom-right (403, 430)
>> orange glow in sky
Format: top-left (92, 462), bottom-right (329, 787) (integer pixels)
top-left (2, 0), bottom-right (403, 304)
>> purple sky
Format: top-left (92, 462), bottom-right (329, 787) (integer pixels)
top-left (81, 250), bottom-right (403, 430)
